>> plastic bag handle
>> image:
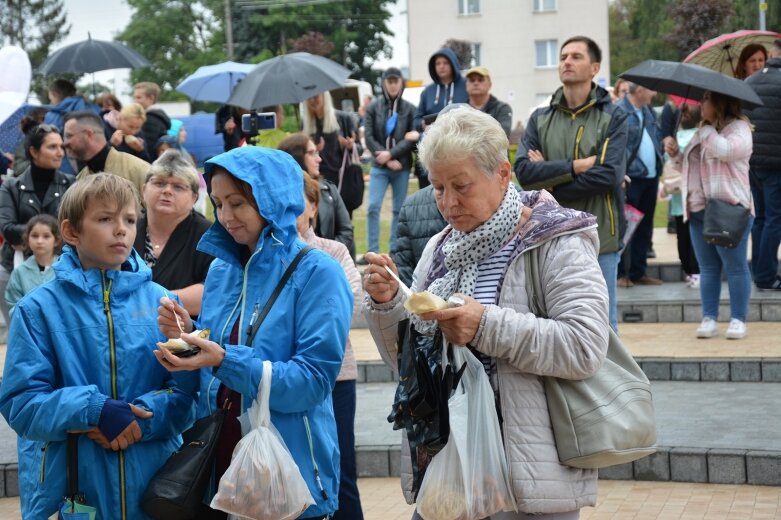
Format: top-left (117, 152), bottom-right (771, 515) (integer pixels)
top-left (255, 360), bottom-right (272, 428)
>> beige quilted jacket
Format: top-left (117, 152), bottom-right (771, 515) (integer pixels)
top-left (363, 214), bottom-right (609, 514)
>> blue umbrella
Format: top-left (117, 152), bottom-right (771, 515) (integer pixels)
top-left (0, 104), bottom-right (38, 154)
top-left (176, 61), bottom-right (256, 103)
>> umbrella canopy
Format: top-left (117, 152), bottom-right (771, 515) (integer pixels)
top-left (0, 45), bottom-right (31, 127)
top-left (37, 35), bottom-right (150, 75)
top-left (176, 61), bottom-right (256, 103)
top-left (227, 52), bottom-right (351, 110)
top-left (684, 30), bottom-right (781, 78)
top-left (619, 60), bottom-right (763, 108)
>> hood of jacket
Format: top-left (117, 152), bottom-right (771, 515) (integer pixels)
top-left (199, 146), bottom-right (304, 266)
top-left (49, 95), bottom-right (90, 115)
top-left (53, 244), bottom-right (152, 296)
top-left (427, 47), bottom-right (463, 85)
top-left (145, 108), bottom-right (171, 129)
top-left (550, 83), bottom-right (612, 113)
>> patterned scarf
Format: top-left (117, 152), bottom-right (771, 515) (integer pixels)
top-left (411, 185), bottom-right (522, 335)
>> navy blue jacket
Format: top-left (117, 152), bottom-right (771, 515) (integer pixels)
top-left (413, 48), bottom-right (468, 130)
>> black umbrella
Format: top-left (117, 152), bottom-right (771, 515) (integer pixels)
top-left (227, 52), bottom-right (351, 110)
top-left (619, 59), bottom-right (763, 107)
top-left (37, 34), bottom-right (150, 75)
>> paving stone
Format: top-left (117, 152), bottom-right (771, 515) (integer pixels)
top-left (356, 447), bottom-right (391, 477)
top-left (747, 303), bottom-right (761, 322)
top-left (0, 466), bottom-right (4, 498)
top-left (683, 305), bottom-right (702, 323)
top-left (388, 446), bottom-right (401, 478)
top-left (762, 303), bottom-right (781, 321)
top-left (4, 465), bottom-right (16, 498)
top-left (670, 448), bottom-right (708, 483)
top-left (633, 448), bottom-right (670, 481)
top-left (642, 362), bottom-right (670, 381)
top-left (364, 362), bottom-right (396, 383)
top-left (657, 305), bottom-right (683, 323)
top-left (598, 462), bottom-right (633, 480)
top-left (731, 362), bottom-right (761, 382)
top-left (634, 305), bottom-right (658, 323)
top-left (356, 363), bottom-right (366, 383)
top-left (701, 362), bottom-right (730, 382)
top-left (660, 265), bottom-right (684, 283)
top-left (708, 449), bottom-right (747, 484)
top-left (761, 362), bottom-right (781, 382)
top-left (746, 451), bottom-right (781, 486)
top-left (671, 362), bottom-right (700, 381)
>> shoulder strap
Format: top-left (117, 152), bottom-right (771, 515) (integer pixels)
top-left (67, 433), bottom-right (79, 500)
top-left (246, 246), bottom-right (313, 345)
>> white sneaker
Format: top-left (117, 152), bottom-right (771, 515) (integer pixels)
top-left (726, 319), bottom-right (747, 340)
top-left (696, 317), bottom-right (718, 338)
top-left (687, 274), bottom-right (700, 288)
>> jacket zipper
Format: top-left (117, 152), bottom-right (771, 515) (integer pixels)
top-left (573, 125), bottom-right (585, 160)
top-left (102, 273), bottom-right (127, 520)
top-left (606, 192), bottom-right (616, 236)
top-left (303, 415), bottom-right (328, 500)
top-left (39, 442), bottom-right (49, 483)
top-left (600, 138), bottom-right (610, 164)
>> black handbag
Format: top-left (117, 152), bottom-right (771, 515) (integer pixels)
top-left (141, 246), bottom-right (313, 519)
top-left (703, 198), bottom-right (750, 249)
top-left (338, 147), bottom-right (365, 213)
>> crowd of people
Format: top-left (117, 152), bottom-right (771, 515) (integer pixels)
top-left (0, 31), bottom-right (778, 520)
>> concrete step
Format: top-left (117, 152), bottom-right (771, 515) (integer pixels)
top-left (353, 381), bottom-right (781, 486)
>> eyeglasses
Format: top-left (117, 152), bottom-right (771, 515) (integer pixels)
top-left (148, 178), bottom-right (193, 194)
top-left (305, 149), bottom-right (319, 157)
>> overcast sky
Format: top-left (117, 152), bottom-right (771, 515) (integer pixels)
top-left (60, 0), bottom-right (408, 103)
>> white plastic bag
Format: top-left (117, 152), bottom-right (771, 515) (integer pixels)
top-left (210, 361), bottom-right (316, 520)
top-left (416, 344), bottom-right (516, 520)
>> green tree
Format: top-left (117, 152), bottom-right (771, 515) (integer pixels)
top-left (0, 0), bottom-right (72, 101)
top-left (227, 0), bottom-right (394, 83)
top-left (665, 0), bottom-right (735, 56)
top-left (117, 0), bottom-right (226, 100)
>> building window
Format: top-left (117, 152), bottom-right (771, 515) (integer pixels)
top-left (533, 0), bottom-right (557, 12)
top-left (458, 0), bottom-right (480, 15)
top-left (535, 39), bottom-right (558, 68)
top-left (470, 42), bottom-right (481, 67)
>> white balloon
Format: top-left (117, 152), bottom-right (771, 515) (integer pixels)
top-left (0, 45), bottom-right (32, 126)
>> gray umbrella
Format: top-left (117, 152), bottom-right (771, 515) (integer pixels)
top-left (227, 52), bottom-right (351, 110)
top-left (619, 59), bottom-right (763, 107)
top-left (37, 34), bottom-right (150, 75)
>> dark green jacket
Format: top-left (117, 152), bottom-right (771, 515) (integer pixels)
top-left (514, 84), bottom-right (628, 254)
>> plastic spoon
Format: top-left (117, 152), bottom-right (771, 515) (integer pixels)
top-left (383, 265), bottom-right (413, 297)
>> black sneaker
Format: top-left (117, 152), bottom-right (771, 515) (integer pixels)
top-left (646, 248), bottom-right (656, 259)
top-left (756, 276), bottom-right (781, 291)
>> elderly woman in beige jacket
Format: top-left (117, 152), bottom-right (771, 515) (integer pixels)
top-left (361, 106), bottom-right (610, 519)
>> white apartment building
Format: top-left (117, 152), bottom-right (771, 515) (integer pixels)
top-left (407, 0), bottom-right (611, 130)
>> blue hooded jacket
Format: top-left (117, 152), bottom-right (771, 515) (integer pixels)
top-left (197, 146), bottom-right (353, 518)
top-left (413, 47), bottom-right (469, 130)
top-left (0, 246), bottom-right (198, 520)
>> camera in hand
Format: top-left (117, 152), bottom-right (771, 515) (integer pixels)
top-left (241, 110), bottom-right (277, 136)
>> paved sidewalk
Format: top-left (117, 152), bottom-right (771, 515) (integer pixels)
top-left (1, 479), bottom-right (779, 519)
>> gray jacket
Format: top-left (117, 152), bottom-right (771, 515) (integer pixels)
top-left (391, 186), bottom-right (447, 287)
top-left (363, 190), bottom-right (609, 513)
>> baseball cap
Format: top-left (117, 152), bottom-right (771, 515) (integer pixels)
top-left (382, 67), bottom-right (403, 80)
top-left (465, 66), bottom-right (491, 79)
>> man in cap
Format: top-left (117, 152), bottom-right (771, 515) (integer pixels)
top-left (361, 67), bottom-right (416, 260)
top-left (465, 66), bottom-right (513, 137)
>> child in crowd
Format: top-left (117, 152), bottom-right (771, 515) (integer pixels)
top-left (0, 173), bottom-right (197, 519)
top-left (106, 102), bottom-right (150, 162)
top-left (4, 214), bottom-right (61, 315)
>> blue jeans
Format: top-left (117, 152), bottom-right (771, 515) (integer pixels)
top-left (331, 380), bottom-right (363, 520)
top-left (688, 210), bottom-right (753, 321)
top-left (598, 251), bottom-right (619, 332)
top-left (367, 166), bottom-right (409, 253)
top-left (749, 169), bottom-right (781, 284)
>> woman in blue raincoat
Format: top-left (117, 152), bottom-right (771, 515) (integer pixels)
top-left (155, 146), bottom-right (353, 519)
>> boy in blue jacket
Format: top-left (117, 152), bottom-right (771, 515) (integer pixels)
top-left (0, 173), bottom-right (198, 520)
